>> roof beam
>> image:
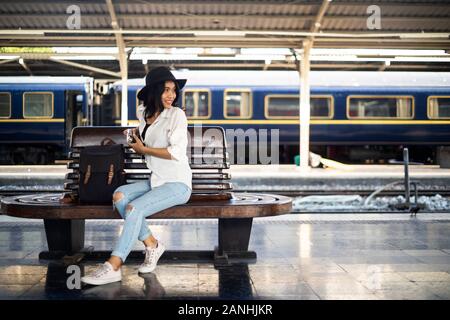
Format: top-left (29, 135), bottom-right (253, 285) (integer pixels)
top-left (1, 39), bottom-right (449, 50)
top-left (1, 29), bottom-right (449, 39)
top-left (1, 14), bottom-right (450, 29)
top-left (305, 0), bottom-right (332, 50)
top-left (0, 57), bottom-right (19, 65)
top-left (310, 0), bottom-right (331, 35)
top-left (49, 58), bottom-right (120, 77)
top-left (1, 36), bottom-right (449, 50)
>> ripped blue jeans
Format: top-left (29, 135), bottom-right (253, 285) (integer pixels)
top-left (111, 180), bottom-right (191, 263)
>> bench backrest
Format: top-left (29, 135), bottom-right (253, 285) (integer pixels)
top-left (64, 126), bottom-right (233, 202)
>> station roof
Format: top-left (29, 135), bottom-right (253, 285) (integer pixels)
top-left (1, 0), bottom-right (449, 49)
top-left (1, 0), bottom-right (450, 76)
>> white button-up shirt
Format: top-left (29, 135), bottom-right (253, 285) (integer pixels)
top-left (136, 105), bottom-right (192, 189)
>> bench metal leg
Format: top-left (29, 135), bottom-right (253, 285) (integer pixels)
top-left (40, 219), bottom-right (85, 260)
top-left (215, 218), bottom-right (256, 265)
top-left (38, 218), bottom-right (257, 265)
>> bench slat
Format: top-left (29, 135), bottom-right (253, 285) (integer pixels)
top-left (65, 172), bottom-right (231, 181)
top-left (68, 151), bottom-right (229, 163)
top-left (67, 162), bottom-right (231, 170)
top-left (71, 147), bottom-right (227, 154)
top-left (64, 182), bottom-right (233, 191)
top-left (70, 126), bottom-right (228, 149)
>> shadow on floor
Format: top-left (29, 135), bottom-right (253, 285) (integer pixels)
top-left (41, 261), bottom-right (253, 300)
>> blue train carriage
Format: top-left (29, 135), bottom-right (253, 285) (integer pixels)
top-left (111, 71), bottom-right (450, 164)
top-left (0, 76), bottom-right (94, 164)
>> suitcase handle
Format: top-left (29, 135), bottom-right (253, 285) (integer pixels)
top-left (83, 165), bottom-right (91, 184)
top-left (107, 164), bottom-right (114, 185)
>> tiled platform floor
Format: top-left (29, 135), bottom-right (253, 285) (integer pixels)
top-left (0, 213), bottom-right (449, 300)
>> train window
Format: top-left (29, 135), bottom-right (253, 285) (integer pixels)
top-left (347, 96), bottom-right (413, 119)
top-left (23, 92), bottom-right (54, 118)
top-left (224, 89), bottom-right (252, 119)
top-left (264, 95), bottom-right (333, 119)
top-left (0, 92), bottom-right (11, 118)
top-left (428, 96), bottom-right (450, 119)
top-left (183, 89), bottom-right (211, 119)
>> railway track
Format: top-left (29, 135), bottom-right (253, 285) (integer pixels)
top-left (1, 190), bottom-right (448, 215)
top-left (234, 189), bottom-right (450, 197)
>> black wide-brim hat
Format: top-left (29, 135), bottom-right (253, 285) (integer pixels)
top-left (137, 66), bottom-right (187, 101)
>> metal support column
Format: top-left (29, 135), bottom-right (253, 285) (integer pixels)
top-left (106, 0), bottom-right (129, 127)
top-left (298, 0), bottom-right (330, 171)
top-left (120, 64), bottom-right (128, 126)
top-left (299, 39), bottom-right (312, 171)
top-left (404, 148), bottom-right (411, 209)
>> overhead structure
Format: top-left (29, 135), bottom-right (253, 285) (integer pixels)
top-left (1, 1), bottom-right (450, 76)
top-left (0, 0), bottom-right (449, 49)
top-left (0, 0), bottom-right (450, 167)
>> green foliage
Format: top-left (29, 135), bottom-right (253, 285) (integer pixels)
top-left (0, 47), bottom-right (54, 53)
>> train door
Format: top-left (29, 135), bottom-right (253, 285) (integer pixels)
top-left (65, 90), bottom-right (84, 148)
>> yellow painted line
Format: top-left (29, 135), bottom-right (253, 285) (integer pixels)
top-left (0, 119), bottom-right (65, 123)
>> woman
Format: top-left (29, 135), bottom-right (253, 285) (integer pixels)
top-left (81, 67), bottom-right (192, 286)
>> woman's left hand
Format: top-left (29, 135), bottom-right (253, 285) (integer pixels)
top-left (129, 133), bottom-right (146, 154)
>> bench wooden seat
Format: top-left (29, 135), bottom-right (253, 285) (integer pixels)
top-left (2, 193), bottom-right (290, 220)
top-left (0, 125), bottom-right (292, 265)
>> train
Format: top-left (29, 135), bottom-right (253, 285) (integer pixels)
top-left (0, 77), bottom-right (94, 164)
top-left (0, 71), bottom-right (449, 164)
top-left (109, 71), bottom-right (450, 164)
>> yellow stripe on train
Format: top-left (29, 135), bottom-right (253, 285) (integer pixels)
top-left (0, 119), bottom-right (65, 123)
top-left (116, 119), bottom-right (450, 125)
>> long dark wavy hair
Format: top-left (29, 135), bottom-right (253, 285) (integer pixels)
top-left (142, 81), bottom-right (181, 119)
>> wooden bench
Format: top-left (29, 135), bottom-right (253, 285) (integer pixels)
top-left (1, 126), bottom-right (292, 265)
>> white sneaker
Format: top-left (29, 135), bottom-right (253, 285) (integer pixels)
top-left (138, 242), bottom-right (165, 274)
top-left (81, 262), bottom-right (122, 286)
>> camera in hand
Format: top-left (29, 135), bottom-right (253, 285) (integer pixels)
top-left (126, 129), bottom-right (136, 144)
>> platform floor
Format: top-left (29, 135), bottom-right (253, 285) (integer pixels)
top-left (0, 213), bottom-right (449, 300)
